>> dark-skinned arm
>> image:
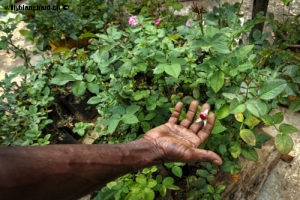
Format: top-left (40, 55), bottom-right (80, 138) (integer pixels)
top-left (0, 101), bottom-right (222, 200)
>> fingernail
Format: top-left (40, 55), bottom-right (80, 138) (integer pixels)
top-left (213, 159), bottom-right (222, 165)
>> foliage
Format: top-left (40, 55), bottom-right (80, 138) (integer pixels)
top-left (1, 0), bottom-right (300, 199)
top-left (94, 166), bottom-right (180, 200)
top-left (0, 14), bottom-right (53, 145)
top-left (5, 0), bottom-right (126, 50)
top-left (267, 12), bottom-right (300, 46)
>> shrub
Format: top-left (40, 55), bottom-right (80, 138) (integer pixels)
top-left (1, 1), bottom-right (299, 199)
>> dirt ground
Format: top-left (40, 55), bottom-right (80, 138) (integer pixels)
top-left (1, 1), bottom-right (300, 200)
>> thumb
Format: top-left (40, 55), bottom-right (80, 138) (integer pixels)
top-left (190, 149), bottom-right (222, 165)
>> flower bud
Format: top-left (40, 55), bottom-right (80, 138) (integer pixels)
top-left (199, 109), bottom-right (209, 120)
top-left (155, 18), bottom-right (161, 25)
top-left (195, 109), bottom-right (209, 123)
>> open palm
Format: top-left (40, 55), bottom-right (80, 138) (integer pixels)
top-left (143, 101), bottom-right (222, 165)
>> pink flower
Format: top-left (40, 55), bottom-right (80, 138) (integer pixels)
top-left (155, 18), bottom-right (161, 25)
top-left (185, 20), bottom-right (190, 27)
top-left (128, 16), bottom-right (140, 26)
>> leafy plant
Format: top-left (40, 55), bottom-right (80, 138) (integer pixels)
top-left (15, 0), bottom-right (124, 50)
top-left (1, 0), bottom-right (299, 199)
top-left (94, 166), bottom-right (179, 200)
top-left (267, 12), bottom-right (300, 46)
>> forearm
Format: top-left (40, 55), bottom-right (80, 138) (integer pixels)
top-left (0, 139), bottom-right (161, 200)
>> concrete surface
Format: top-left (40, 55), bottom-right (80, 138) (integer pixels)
top-left (1, 1), bottom-right (300, 200)
top-left (257, 107), bottom-right (300, 200)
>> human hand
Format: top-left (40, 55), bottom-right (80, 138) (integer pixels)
top-left (143, 101), bottom-right (222, 165)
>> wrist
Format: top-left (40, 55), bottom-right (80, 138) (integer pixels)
top-left (127, 138), bottom-right (163, 168)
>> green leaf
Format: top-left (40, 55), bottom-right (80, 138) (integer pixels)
top-left (259, 79), bottom-right (287, 100)
top-left (106, 181), bottom-right (117, 189)
top-left (193, 88), bottom-right (200, 99)
top-left (164, 63), bottom-right (181, 78)
top-left (87, 96), bottom-right (102, 104)
top-left (85, 74), bottom-right (96, 82)
top-left (210, 71), bottom-right (224, 93)
top-left (144, 113), bottom-right (156, 121)
top-left (72, 81), bottom-right (86, 97)
top-left (53, 47), bottom-right (70, 53)
top-left (168, 2), bottom-right (183, 10)
top-left (240, 129), bottom-right (256, 146)
top-left (162, 177), bottom-right (174, 186)
top-left (19, 29), bottom-right (32, 38)
top-left (212, 42), bottom-right (230, 54)
top-left (168, 34), bottom-right (181, 41)
top-left (282, 0), bottom-right (291, 4)
top-left (211, 34), bottom-right (230, 54)
top-left (122, 114), bottom-right (139, 124)
top-left (289, 100), bottom-right (300, 112)
top-left (206, 174), bottom-right (215, 183)
top-left (221, 160), bottom-right (235, 173)
top-left (182, 96), bottom-right (194, 104)
top-left (222, 93), bottom-right (236, 100)
top-left (235, 113), bottom-right (244, 122)
top-left (246, 99), bottom-right (268, 117)
top-left (275, 134), bottom-right (294, 154)
top-left (241, 148), bottom-right (258, 161)
top-left (216, 104), bottom-right (230, 119)
top-left (219, 144), bottom-right (227, 155)
top-left (206, 184), bottom-right (215, 193)
top-left (0, 39), bottom-right (8, 50)
top-left (126, 105), bottom-right (140, 114)
top-left (256, 133), bottom-right (271, 148)
top-left (165, 184), bottom-right (180, 190)
top-left (153, 63), bottom-right (165, 74)
top-left (107, 118), bottom-right (120, 134)
top-left (279, 124), bottom-right (298, 134)
top-left (72, 122), bottom-right (93, 136)
top-left (235, 45), bottom-right (254, 57)
top-left (196, 169), bottom-right (209, 178)
top-left (244, 115), bottom-right (260, 128)
top-left (50, 74), bottom-right (75, 85)
top-left (261, 114), bottom-right (273, 125)
top-left (172, 166), bottom-right (183, 178)
top-left (25, 129), bottom-right (39, 138)
top-left (133, 90), bottom-right (150, 101)
top-left (272, 112), bottom-right (284, 124)
top-left (70, 74), bottom-right (84, 81)
top-left (215, 185), bottom-right (226, 194)
top-left (136, 175), bottom-right (147, 185)
top-left (230, 100), bottom-right (246, 114)
top-left (261, 112), bottom-right (284, 125)
top-left (147, 179), bottom-right (157, 188)
top-left (119, 62), bottom-right (132, 77)
top-left (229, 142), bottom-right (242, 158)
top-left (79, 32), bottom-right (96, 39)
top-left (143, 188), bottom-right (155, 200)
top-left (141, 122), bottom-right (151, 132)
top-left (212, 119), bottom-right (227, 134)
top-left (87, 83), bottom-right (99, 94)
top-left (158, 185), bottom-right (167, 197)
